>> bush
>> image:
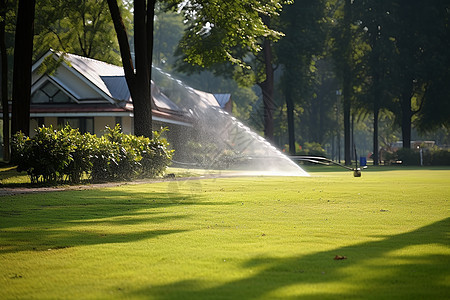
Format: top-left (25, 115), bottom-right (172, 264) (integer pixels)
top-left (11, 125), bottom-right (173, 184)
top-left (139, 129), bottom-right (174, 177)
top-left (60, 127), bottom-right (97, 183)
top-left (12, 126), bottom-right (75, 183)
top-left (296, 142), bottom-right (327, 156)
top-left (423, 147), bottom-right (450, 166)
top-left (396, 148), bottom-right (420, 166)
top-left (384, 147), bottom-right (450, 166)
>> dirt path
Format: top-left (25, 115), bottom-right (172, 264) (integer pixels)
top-left (0, 174), bottom-right (233, 197)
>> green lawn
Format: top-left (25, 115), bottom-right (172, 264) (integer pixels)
top-left (0, 167), bottom-right (449, 299)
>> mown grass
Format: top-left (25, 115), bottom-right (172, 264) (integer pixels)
top-left (0, 167), bottom-right (449, 299)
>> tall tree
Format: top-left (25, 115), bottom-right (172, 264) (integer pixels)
top-left (107, 0), bottom-right (155, 138)
top-left (332, 0), bottom-right (354, 165)
top-left (259, 15), bottom-right (275, 142)
top-left (277, 0), bottom-right (327, 154)
top-left (0, 0), bottom-right (8, 160)
top-left (341, 0), bottom-right (352, 165)
top-left (11, 0), bottom-right (35, 136)
top-left (354, 0), bottom-right (395, 165)
top-left (393, 0), bottom-right (450, 144)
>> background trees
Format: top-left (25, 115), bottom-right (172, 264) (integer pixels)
top-left (34, 0), bottom-right (125, 64)
top-left (276, 0), bottom-right (328, 154)
top-left (1, 0), bottom-right (449, 162)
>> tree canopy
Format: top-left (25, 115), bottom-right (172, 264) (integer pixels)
top-left (2, 0), bottom-right (449, 162)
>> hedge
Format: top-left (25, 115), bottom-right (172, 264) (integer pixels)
top-left (11, 125), bottom-right (173, 184)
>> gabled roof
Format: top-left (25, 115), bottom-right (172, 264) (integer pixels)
top-left (62, 52), bottom-right (127, 102)
top-left (32, 50), bottom-right (185, 115)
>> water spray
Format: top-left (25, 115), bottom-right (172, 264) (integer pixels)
top-left (152, 67), bottom-right (309, 177)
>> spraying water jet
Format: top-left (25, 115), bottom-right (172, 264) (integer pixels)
top-left (152, 67), bottom-right (309, 177)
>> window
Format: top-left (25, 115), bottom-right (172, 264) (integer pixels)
top-left (32, 81), bottom-right (72, 104)
top-left (31, 117), bottom-right (45, 127)
top-left (58, 117), bottom-right (94, 134)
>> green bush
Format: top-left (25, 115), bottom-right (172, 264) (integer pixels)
top-left (12, 126), bottom-right (74, 183)
top-left (296, 142), bottom-right (327, 156)
top-left (11, 125), bottom-right (173, 184)
top-left (423, 147), bottom-right (450, 166)
top-left (396, 148), bottom-right (420, 166)
top-left (60, 127), bottom-right (97, 183)
top-left (385, 147), bottom-right (450, 166)
top-left (139, 128), bottom-right (174, 177)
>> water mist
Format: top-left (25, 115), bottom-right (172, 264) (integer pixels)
top-left (152, 67), bottom-right (309, 177)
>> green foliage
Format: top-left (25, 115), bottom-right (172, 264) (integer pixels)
top-left (58, 126), bottom-right (96, 184)
top-left (385, 146), bottom-right (450, 166)
top-left (140, 128), bottom-right (174, 177)
top-left (11, 125), bottom-right (173, 184)
top-left (427, 149), bottom-right (450, 166)
top-left (167, 0), bottom-right (289, 68)
top-left (33, 0), bottom-right (132, 65)
top-left (293, 142), bottom-right (327, 156)
top-left (395, 148), bottom-right (420, 166)
top-left (11, 126), bottom-right (75, 183)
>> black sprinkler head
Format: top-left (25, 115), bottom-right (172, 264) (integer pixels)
top-left (353, 168), bottom-right (362, 177)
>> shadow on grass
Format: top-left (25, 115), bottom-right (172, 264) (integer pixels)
top-left (130, 218), bottom-right (450, 299)
top-left (0, 188), bottom-right (230, 254)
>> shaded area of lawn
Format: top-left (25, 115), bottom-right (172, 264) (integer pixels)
top-left (0, 188), bottom-right (230, 254)
top-left (135, 218), bottom-right (449, 299)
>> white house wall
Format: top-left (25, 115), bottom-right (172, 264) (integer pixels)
top-left (121, 117), bottom-right (132, 134)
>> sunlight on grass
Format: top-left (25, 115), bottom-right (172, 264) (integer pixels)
top-left (0, 168), bottom-right (449, 299)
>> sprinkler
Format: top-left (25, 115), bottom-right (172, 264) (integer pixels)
top-left (290, 145), bottom-right (367, 177)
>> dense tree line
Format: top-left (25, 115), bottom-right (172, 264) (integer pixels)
top-left (1, 0), bottom-right (449, 164)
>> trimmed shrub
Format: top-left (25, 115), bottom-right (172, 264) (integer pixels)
top-left (422, 147), bottom-right (450, 166)
top-left (11, 125), bottom-right (173, 184)
top-left (60, 127), bottom-right (97, 183)
top-left (384, 147), bottom-right (450, 166)
top-left (138, 128), bottom-right (174, 177)
top-left (396, 148), bottom-right (420, 166)
top-left (296, 142), bottom-right (327, 156)
top-left (12, 126), bottom-right (74, 183)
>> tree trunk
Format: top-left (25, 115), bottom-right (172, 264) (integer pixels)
top-left (343, 81), bottom-right (351, 165)
top-left (371, 31), bottom-right (381, 166)
top-left (0, 0), bottom-right (10, 161)
top-left (285, 85), bottom-right (295, 155)
top-left (260, 15), bottom-right (274, 143)
top-left (373, 107), bottom-right (379, 165)
top-left (401, 91), bottom-right (412, 149)
top-left (342, 0), bottom-right (352, 165)
top-left (133, 0), bottom-right (153, 137)
top-left (11, 0), bottom-right (35, 136)
top-left (107, 0), bottom-right (154, 138)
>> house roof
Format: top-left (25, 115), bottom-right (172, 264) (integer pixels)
top-left (62, 52), bottom-right (127, 101)
top-left (213, 93), bottom-right (231, 108)
top-left (30, 50), bottom-right (189, 125)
